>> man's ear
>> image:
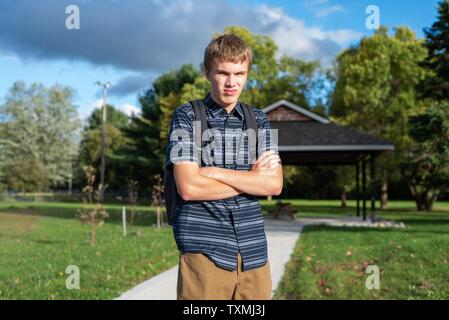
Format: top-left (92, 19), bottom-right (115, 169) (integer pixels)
top-left (204, 70), bottom-right (211, 82)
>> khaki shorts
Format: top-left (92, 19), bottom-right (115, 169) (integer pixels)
top-left (177, 252), bottom-right (272, 300)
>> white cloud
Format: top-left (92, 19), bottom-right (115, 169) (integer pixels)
top-left (91, 99), bottom-right (104, 110)
top-left (306, 0), bottom-right (330, 5)
top-left (0, 0), bottom-right (362, 73)
top-left (77, 99), bottom-right (103, 122)
top-left (0, 49), bottom-right (20, 62)
top-left (325, 29), bottom-right (362, 44)
top-left (303, 0), bottom-right (347, 18)
top-left (254, 5), bottom-right (361, 63)
top-left (118, 103), bottom-right (141, 117)
top-left (315, 4), bottom-right (346, 17)
top-left (78, 100), bottom-right (140, 124)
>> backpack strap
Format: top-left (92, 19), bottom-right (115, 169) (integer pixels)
top-left (190, 99), bottom-right (259, 166)
top-left (190, 99), bottom-right (209, 165)
top-left (240, 102), bottom-right (259, 164)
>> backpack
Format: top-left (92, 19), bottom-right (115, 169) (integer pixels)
top-left (163, 99), bottom-right (259, 226)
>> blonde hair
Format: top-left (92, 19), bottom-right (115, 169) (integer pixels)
top-left (203, 34), bottom-right (253, 74)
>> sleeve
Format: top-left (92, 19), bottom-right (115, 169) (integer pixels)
top-left (165, 109), bottom-right (201, 169)
top-left (257, 111), bottom-right (279, 157)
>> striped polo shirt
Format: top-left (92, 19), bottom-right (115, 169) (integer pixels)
top-left (165, 92), bottom-right (278, 271)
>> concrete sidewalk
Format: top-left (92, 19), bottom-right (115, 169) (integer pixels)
top-left (117, 216), bottom-right (398, 300)
top-left (117, 218), bottom-right (304, 300)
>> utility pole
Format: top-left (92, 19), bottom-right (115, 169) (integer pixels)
top-left (95, 81), bottom-right (110, 202)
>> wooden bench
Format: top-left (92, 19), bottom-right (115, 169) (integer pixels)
top-left (268, 201), bottom-right (298, 220)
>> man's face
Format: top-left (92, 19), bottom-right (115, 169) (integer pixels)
top-left (205, 59), bottom-right (249, 109)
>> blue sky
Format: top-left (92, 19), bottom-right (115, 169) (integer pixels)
top-left (0, 0), bottom-right (440, 123)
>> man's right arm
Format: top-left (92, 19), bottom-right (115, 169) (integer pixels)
top-left (166, 107), bottom-right (241, 200)
top-left (174, 162), bottom-right (241, 201)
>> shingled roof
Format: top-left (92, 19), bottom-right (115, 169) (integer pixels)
top-left (261, 100), bottom-right (394, 165)
top-left (271, 121), bottom-right (394, 151)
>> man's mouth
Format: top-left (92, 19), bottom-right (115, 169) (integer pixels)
top-left (223, 89), bottom-right (237, 95)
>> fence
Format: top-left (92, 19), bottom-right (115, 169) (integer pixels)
top-left (0, 190), bottom-right (147, 205)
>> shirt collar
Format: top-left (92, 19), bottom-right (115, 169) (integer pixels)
top-left (204, 92), bottom-right (244, 119)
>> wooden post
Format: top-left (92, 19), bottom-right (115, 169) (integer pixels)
top-left (157, 207), bottom-right (161, 229)
top-left (370, 153), bottom-right (377, 223)
top-left (356, 163), bottom-right (360, 217)
top-left (362, 160), bottom-right (367, 221)
top-left (122, 206), bottom-right (127, 237)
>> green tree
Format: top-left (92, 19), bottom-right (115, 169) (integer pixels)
top-left (118, 88), bottom-right (167, 193)
top-left (156, 27), bottom-right (327, 199)
top-left (0, 81), bottom-right (80, 191)
top-left (78, 105), bottom-right (131, 191)
top-left (419, 0), bottom-right (449, 101)
top-left (158, 26), bottom-right (325, 137)
top-left (216, 26), bottom-right (322, 110)
top-left (401, 102), bottom-right (449, 210)
top-left (219, 26), bottom-right (278, 107)
top-left (0, 122), bottom-right (6, 191)
top-left (77, 165), bottom-right (109, 246)
top-left (87, 104), bottom-right (129, 130)
top-left (156, 64), bottom-right (202, 141)
top-left (118, 64), bottom-right (200, 195)
top-left (330, 26), bottom-right (428, 209)
top-left (404, 0), bottom-right (449, 210)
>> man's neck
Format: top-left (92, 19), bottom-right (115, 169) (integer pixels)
top-left (210, 92), bottom-right (238, 114)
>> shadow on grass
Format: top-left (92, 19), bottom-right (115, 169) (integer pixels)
top-left (0, 204), bottom-right (159, 227)
top-left (3, 201), bottom-right (449, 229)
top-left (32, 239), bottom-right (64, 245)
top-left (301, 224), bottom-right (449, 236)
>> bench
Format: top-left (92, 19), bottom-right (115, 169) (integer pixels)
top-left (268, 201), bottom-right (298, 220)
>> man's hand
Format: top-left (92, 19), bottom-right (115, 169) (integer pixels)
top-left (174, 162), bottom-right (241, 201)
top-left (251, 150), bottom-right (281, 174)
top-left (199, 151), bottom-right (280, 178)
top-left (197, 150), bottom-right (283, 196)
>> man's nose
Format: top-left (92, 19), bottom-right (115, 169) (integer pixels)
top-left (225, 75), bottom-right (236, 87)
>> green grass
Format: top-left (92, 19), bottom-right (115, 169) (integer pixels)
top-left (0, 201), bottom-right (178, 299)
top-left (1, 199), bottom-right (449, 299)
top-left (271, 199), bottom-right (449, 299)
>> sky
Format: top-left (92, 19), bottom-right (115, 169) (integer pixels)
top-left (0, 0), bottom-right (441, 123)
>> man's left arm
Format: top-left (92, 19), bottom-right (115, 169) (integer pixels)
top-left (200, 110), bottom-right (283, 196)
top-left (202, 156), bottom-right (283, 196)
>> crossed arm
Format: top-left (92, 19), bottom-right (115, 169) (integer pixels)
top-left (173, 150), bottom-right (283, 201)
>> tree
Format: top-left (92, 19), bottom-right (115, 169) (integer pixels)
top-left (77, 104), bottom-right (131, 191)
top-left (121, 65), bottom-right (200, 194)
top-left (0, 122), bottom-right (7, 191)
top-left (264, 55), bottom-right (321, 109)
top-left (155, 27), bottom-right (327, 201)
top-left (211, 26), bottom-right (322, 110)
top-left (151, 174), bottom-right (165, 229)
top-left (219, 26), bottom-right (278, 107)
top-left (330, 26), bottom-right (428, 209)
top-left (154, 64), bottom-right (202, 141)
top-left (404, 0), bottom-right (449, 210)
top-left (158, 27), bottom-right (326, 139)
top-left (77, 165), bottom-right (109, 246)
top-left (127, 178), bottom-right (139, 225)
top-left (401, 102), bottom-right (449, 211)
top-left (0, 81), bottom-right (80, 191)
top-left (86, 104), bottom-right (129, 130)
top-left (419, 0), bottom-right (449, 101)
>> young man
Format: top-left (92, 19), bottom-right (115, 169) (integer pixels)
top-left (165, 34), bottom-right (283, 300)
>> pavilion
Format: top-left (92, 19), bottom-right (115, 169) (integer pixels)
top-left (262, 100), bottom-right (395, 221)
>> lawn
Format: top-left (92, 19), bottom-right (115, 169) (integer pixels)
top-left (0, 201), bottom-right (178, 299)
top-left (1, 199), bottom-right (448, 299)
top-left (271, 200), bottom-right (449, 299)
